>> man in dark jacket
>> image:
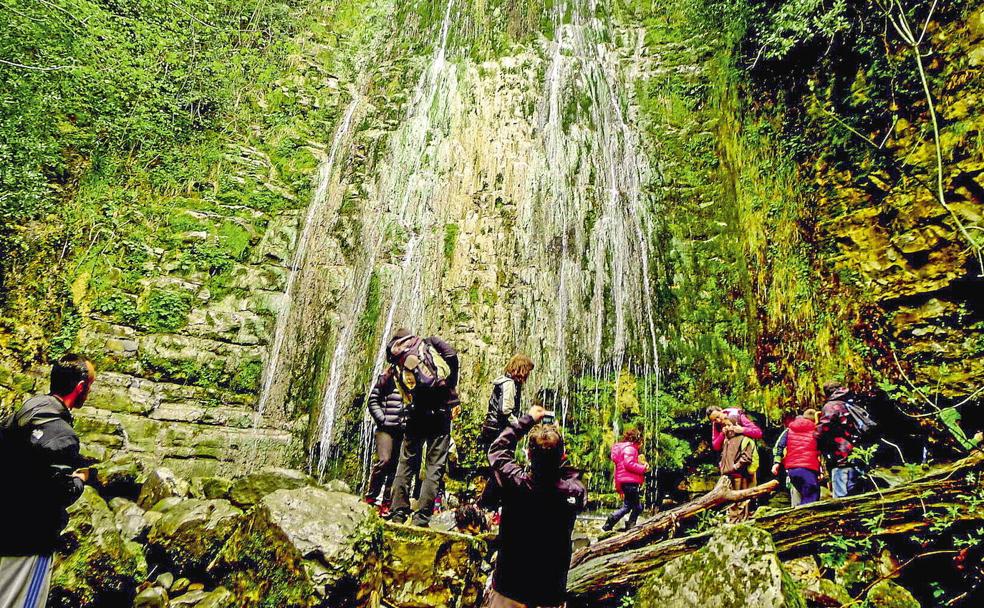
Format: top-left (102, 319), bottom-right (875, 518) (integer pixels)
top-left (816, 383), bottom-right (860, 498)
top-left (363, 368), bottom-right (406, 513)
top-left (0, 354), bottom-right (95, 607)
top-left (388, 330), bottom-right (460, 527)
top-left (487, 405), bottom-right (586, 608)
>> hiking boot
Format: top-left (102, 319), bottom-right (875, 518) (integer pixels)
top-left (389, 510), bottom-right (409, 524)
top-left (378, 501), bottom-right (392, 518)
top-left (490, 512), bottom-right (501, 527)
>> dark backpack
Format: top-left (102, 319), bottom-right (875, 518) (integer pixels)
top-left (844, 400), bottom-right (877, 435)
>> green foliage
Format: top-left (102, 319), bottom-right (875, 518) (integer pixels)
top-left (137, 290), bottom-right (192, 333)
top-left (753, 0), bottom-right (850, 60)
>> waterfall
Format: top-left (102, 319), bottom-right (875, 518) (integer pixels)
top-left (252, 96), bottom-right (360, 428)
top-left (522, 0), bottom-right (660, 419)
top-left (313, 0), bottom-right (459, 478)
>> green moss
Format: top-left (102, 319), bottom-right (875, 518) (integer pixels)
top-left (443, 223), bottom-right (460, 263)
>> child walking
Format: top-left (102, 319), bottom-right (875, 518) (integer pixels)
top-left (719, 413), bottom-right (758, 522)
top-left (771, 408), bottom-right (821, 506)
top-left (603, 428), bottom-right (650, 531)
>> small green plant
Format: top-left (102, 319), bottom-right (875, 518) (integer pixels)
top-left (138, 290), bottom-right (192, 333)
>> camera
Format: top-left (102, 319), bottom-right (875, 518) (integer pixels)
top-left (542, 410), bottom-right (556, 425)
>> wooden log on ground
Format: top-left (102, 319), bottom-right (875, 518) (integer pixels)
top-left (567, 452), bottom-right (984, 606)
top-left (570, 476), bottom-right (780, 567)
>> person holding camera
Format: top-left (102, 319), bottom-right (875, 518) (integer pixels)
top-left (486, 405), bottom-right (586, 608)
top-left (0, 354), bottom-right (95, 608)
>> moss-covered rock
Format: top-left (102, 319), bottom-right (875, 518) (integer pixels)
top-left (191, 476), bottom-right (234, 500)
top-left (865, 580), bottom-right (921, 608)
top-left (138, 468), bottom-right (191, 509)
top-left (49, 487), bottom-right (148, 608)
top-left (211, 486), bottom-right (383, 607)
top-left (146, 498), bottom-right (243, 577)
top-left (636, 525), bottom-right (805, 608)
top-left (227, 467), bottom-right (315, 508)
top-left (381, 523), bottom-right (488, 608)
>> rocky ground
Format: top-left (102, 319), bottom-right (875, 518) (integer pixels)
top-left (51, 454), bottom-right (935, 608)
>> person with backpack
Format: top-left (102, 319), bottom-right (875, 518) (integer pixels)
top-left (706, 404), bottom-right (763, 452)
top-left (770, 408), bottom-right (822, 506)
top-left (486, 405), bottom-right (586, 608)
top-left (387, 329), bottom-right (460, 527)
top-left (478, 354), bottom-right (535, 516)
top-left (1, 354), bottom-right (95, 608)
top-left (363, 369), bottom-right (407, 516)
top-left (815, 382), bottom-right (872, 498)
top-left (602, 427), bottom-right (650, 531)
top-left (719, 412), bottom-right (758, 522)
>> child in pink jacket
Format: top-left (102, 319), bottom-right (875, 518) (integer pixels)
top-left (602, 428), bottom-right (649, 531)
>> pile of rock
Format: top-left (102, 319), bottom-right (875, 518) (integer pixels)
top-left (49, 458), bottom-right (488, 608)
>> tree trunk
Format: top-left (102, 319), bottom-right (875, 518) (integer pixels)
top-left (567, 452), bottom-right (984, 605)
top-left (570, 476), bottom-right (780, 567)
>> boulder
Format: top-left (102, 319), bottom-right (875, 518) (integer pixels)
top-left (196, 587), bottom-right (235, 608)
top-left (138, 468), bottom-right (191, 509)
top-left (382, 524), bottom-right (488, 608)
top-left (228, 467), bottom-right (315, 508)
top-left (325, 479), bottom-right (353, 494)
top-left (109, 497), bottom-right (151, 541)
top-left (635, 525), bottom-right (805, 608)
top-left (92, 453), bottom-right (145, 497)
top-left (212, 486), bottom-right (383, 607)
top-left (49, 487), bottom-right (148, 608)
top-left (191, 476), bottom-right (234, 500)
top-left (865, 580), bottom-right (921, 608)
top-left (171, 589), bottom-right (209, 606)
top-left (133, 587), bottom-right (168, 608)
top-left (147, 499), bottom-right (244, 576)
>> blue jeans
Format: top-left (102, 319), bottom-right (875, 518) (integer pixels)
top-left (605, 483), bottom-right (643, 530)
top-left (831, 466), bottom-right (857, 498)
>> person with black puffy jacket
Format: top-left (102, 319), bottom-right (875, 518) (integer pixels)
top-left (363, 368), bottom-right (407, 514)
top-left (0, 354), bottom-right (95, 608)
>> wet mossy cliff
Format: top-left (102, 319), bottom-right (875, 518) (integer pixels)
top-left (1, 0), bottom-right (982, 482)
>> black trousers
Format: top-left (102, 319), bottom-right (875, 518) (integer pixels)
top-left (391, 430), bottom-right (451, 527)
top-left (365, 428), bottom-right (403, 503)
top-left (606, 482), bottom-right (643, 528)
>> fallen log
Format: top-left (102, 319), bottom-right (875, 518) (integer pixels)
top-left (570, 476), bottom-right (780, 567)
top-left (567, 452), bottom-right (984, 606)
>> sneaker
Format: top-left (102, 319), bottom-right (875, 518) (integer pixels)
top-left (363, 496), bottom-right (377, 506)
top-left (390, 511), bottom-right (409, 524)
top-left (490, 512), bottom-right (501, 527)
top-left (378, 503), bottom-right (391, 518)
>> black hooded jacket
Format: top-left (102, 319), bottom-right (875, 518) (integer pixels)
top-left (367, 369), bottom-right (406, 431)
top-left (488, 415), bottom-right (586, 606)
top-left (0, 395), bottom-right (85, 555)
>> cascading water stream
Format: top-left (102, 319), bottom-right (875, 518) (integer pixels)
top-left (253, 98), bottom-right (360, 424)
top-left (314, 0), bottom-right (459, 478)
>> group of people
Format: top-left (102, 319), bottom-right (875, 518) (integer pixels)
top-left (708, 381), bottom-right (871, 522)
top-left (0, 338), bottom-right (873, 608)
top-left (363, 331), bottom-right (580, 608)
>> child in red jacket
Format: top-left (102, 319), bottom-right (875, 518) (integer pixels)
top-left (603, 428), bottom-right (650, 531)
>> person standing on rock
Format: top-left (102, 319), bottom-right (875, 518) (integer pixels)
top-left (478, 354), bottom-right (535, 517)
top-left (771, 409), bottom-right (822, 506)
top-left (387, 329), bottom-right (460, 527)
top-left (816, 382), bottom-right (864, 498)
top-left (602, 427), bottom-right (649, 532)
top-left (706, 404), bottom-right (762, 452)
top-left (486, 405), bottom-right (586, 608)
top-left (363, 367), bottom-right (407, 516)
top-left (0, 354), bottom-right (96, 608)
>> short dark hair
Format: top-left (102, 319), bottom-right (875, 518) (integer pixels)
top-left (823, 381), bottom-right (842, 395)
top-left (622, 428), bottom-right (642, 443)
top-left (454, 502), bottom-right (488, 533)
top-left (529, 424), bottom-right (564, 479)
top-left (50, 353), bottom-right (91, 397)
top-left (706, 405), bottom-right (722, 417)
